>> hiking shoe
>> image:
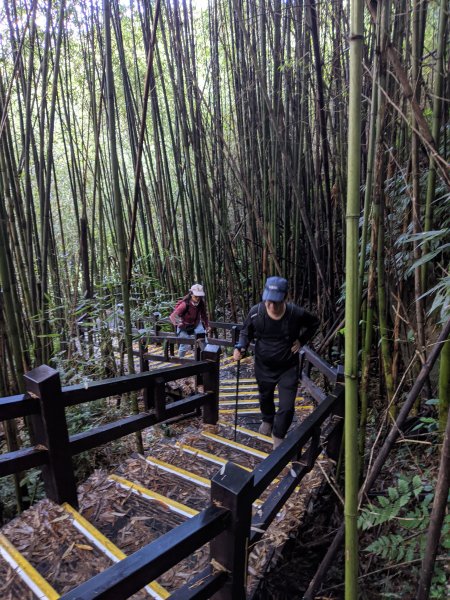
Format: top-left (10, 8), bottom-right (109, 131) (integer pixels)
top-left (259, 421), bottom-right (272, 436)
top-left (272, 434), bottom-right (284, 450)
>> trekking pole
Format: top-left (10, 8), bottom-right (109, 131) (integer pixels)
top-left (234, 357), bottom-right (240, 441)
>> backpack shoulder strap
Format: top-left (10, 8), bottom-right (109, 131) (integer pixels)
top-left (180, 294), bottom-right (191, 317)
top-left (287, 303), bottom-right (295, 322)
top-left (250, 302), bottom-right (265, 337)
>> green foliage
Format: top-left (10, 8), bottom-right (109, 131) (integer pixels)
top-left (359, 475), bottom-right (449, 597)
top-left (358, 475), bottom-right (424, 531)
top-left (412, 415), bottom-right (439, 433)
top-left (365, 533), bottom-right (415, 562)
top-left (420, 275), bottom-right (450, 322)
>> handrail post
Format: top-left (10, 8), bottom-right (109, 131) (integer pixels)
top-left (201, 344), bottom-right (221, 425)
top-left (195, 332), bottom-right (206, 362)
top-left (163, 339), bottom-right (170, 361)
top-left (153, 377), bottom-right (166, 421)
top-left (152, 311), bottom-right (161, 340)
top-left (139, 337), bottom-right (150, 406)
top-left (139, 336), bottom-right (148, 373)
top-left (210, 462), bottom-right (253, 599)
top-left (335, 364), bottom-right (345, 384)
top-left (326, 382), bottom-right (345, 461)
top-left (24, 365), bottom-right (78, 507)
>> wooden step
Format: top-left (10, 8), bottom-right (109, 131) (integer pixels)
top-left (219, 385), bottom-right (258, 391)
top-left (1, 500), bottom-right (120, 597)
top-left (219, 421), bottom-right (272, 443)
top-left (61, 503), bottom-right (168, 600)
top-left (116, 457), bottom-right (210, 512)
top-left (145, 441), bottom-right (225, 480)
top-left (219, 397), bottom-right (310, 406)
top-left (216, 422), bottom-right (274, 452)
top-left (77, 475), bottom-right (187, 556)
top-left (0, 533), bottom-right (59, 600)
top-left (201, 431), bottom-right (269, 458)
top-left (143, 456), bottom-right (211, 488)
top-left (176, 442), bottom-right (253, 472)
top-left (178, 435), bottom-right (263, 471)
top-left (219, 378), bottom-right (257, 384)
top-left (109, 475), bottom-right (198, 518)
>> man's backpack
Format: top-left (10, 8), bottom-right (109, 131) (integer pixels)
top-left (252, 302), bottom-right (295, 341)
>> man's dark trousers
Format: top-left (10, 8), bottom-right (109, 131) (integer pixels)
top-left (257, 364), bottom-right (299, 438)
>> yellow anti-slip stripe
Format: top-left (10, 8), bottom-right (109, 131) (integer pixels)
top-left (219, 398), bottom-right (309, 406)
top-left (219, 394), bottom-right (259, 400)
top-left (219, 392), bottom-right (305, 400)
top-left (201, 431), bottom-right (268, 458)
top-left (220, 408), bottom-right (261, 415)
top-left (220, 385), bottom-right (258, 390)
top-left (0, 533), bottom-right (60, 600)
top-left (109, 475), bottom-right (198, 518)
top-left (143, 456), bottom-right (264, 507)
top-left (62, 504), bottom-right (169, 600)
top-left (144, 456), bottom-right (211, 488)
top-left (219, 399), bottom-right (259, 406)
top-left (176, 443), bottom-right (280, 490)
top-left (219, 400), bottom-right (311, 408)
top-left (172, 444), bottom-right (268, 506)
top-left (62, 502), bottom-right (125, 562)
top-left (176, 442), bottom-right (252, 472)
top-left (220, 379), bottom-right (257, 384)
top-left (219, 422), bottom-right (272, 442)
top-left (220, 405), bottom-right (313, 415)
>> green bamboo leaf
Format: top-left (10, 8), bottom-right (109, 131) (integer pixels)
top-left (405, 245), bottom-right (450, 276)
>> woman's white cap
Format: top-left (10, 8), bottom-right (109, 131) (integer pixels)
top-left (190, 283), bottom-right (205, 296)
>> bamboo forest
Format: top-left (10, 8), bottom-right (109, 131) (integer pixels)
top-left (0, 0), bottom-right (449, 598)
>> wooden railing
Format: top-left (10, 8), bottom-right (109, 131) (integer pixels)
top-left (137, 317), bottom-right (242, 365)
top-left (0, 346), bottom-right (221, 508)
top-left (0, 319), bottom-right (344, 599)
top-left (60, 346), bottom-right (344, 600)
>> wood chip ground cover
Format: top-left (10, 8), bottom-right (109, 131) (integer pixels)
top-left (1, 499), bottom-right (114, 595)
top-left (78, 474), bottom-right (187, 554)
top-left (115, 457), bottom-right (210, 511)
top-left (0, 563), bottom-right (37, 600)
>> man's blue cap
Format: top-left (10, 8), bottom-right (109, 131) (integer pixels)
top-left (262, 276), bottom-right (288, 302)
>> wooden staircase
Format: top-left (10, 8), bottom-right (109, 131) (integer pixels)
top-left (0, 354), bottom-right (327, 599)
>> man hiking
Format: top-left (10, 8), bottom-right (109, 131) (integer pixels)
top-left (233, 277), bottom-right (319, 449)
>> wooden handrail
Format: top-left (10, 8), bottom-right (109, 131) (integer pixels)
top-left (59, 505), bottom-right (230, 600)
top-left (0, 348), bottom-right (222, 507)
top-left (0, 332), bottom-right (343, 600)
top-left (58, 379), bottom-right (344, 600)
top-left (0, 447), bottom-right (49, 478)
top-left (251, 389), bottom-right (341, 500)
top-left (0, 394), bottom-right (39, 419)
top-left (61, 360), bottom-right (215, 407)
